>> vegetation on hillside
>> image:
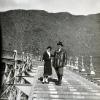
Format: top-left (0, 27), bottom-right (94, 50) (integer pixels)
top-left (0, 10), bottom-right (100, 56)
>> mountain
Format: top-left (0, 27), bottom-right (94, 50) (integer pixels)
top-left (0, 10), bottom-right (100, 56)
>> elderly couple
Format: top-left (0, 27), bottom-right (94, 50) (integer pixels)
top-left (42, 41), bottom-right (67, 86)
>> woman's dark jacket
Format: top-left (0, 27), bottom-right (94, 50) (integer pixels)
top-left (43, 51), bottom-right (52, 76)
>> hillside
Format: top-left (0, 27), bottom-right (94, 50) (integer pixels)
top-left (0, 10), bottom-right (100, 56)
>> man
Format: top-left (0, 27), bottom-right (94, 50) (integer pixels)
top-left (53, 42), bottom-right (67, 85)
top-left (42, 46), bottom-right (52, 83)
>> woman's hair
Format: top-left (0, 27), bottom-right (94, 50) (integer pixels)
top-left (47, 46), bottom-right (52, 50)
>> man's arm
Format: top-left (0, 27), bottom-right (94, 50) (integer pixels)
top-left (64, 50), bottom-right (67, 66)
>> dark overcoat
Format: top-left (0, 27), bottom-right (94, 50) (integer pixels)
top-left (43, 51), bottom-right (52, 76)
top-left (53, 48), bottom-right (67, 75)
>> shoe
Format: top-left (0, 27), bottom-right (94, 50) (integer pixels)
top-left (57, 83), bottom-right (61, 86)
top-left (42, 81), bottom-right (45, 84)
top-left (56, 81), bottom-right (61, 86)
top-left (45, 78), bottom-right (49, 83)
top-left (56, 79), bottom-right (62, 86)
top-left (42, 78), bottom-right (45, 84)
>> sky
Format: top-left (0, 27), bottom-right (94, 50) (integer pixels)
top-left (0, 0), bottom-right (100, 15)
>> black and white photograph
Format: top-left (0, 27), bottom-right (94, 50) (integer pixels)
top-left (0, 0), bottom-right (100, 100)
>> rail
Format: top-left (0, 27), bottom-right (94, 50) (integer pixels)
top-left (0, 50), bottom-right (37, 100)
top-left (66, 55), bottom-right (100, 85)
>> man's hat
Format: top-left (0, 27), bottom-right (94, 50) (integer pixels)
top-left (57, 41), bottom-right (63, 46)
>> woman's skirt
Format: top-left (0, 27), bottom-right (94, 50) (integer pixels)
top-left (43, 61), bottom-right (52, 76)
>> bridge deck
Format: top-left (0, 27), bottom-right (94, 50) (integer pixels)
top-left (1, 60), bottom-right (100, 100)
top-left (28, 63), bottom-right (100, 100)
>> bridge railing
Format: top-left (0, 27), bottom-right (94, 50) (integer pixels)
top-left (66, 55), bottom-right (100, 85)
top-left (0, 50), bottom-right (39, 100)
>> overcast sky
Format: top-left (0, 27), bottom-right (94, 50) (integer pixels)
top-left (0, 0), bottom-right (100, 15)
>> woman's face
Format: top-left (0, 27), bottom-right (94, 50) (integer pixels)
top-left (47, 48), bottom-right (51, 52)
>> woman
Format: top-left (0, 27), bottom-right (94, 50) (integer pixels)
top-left (42, 46), bottom-right (52, 83)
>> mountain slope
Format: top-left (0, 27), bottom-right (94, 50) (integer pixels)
top-left (0, 10), bottom-right (100, 56)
